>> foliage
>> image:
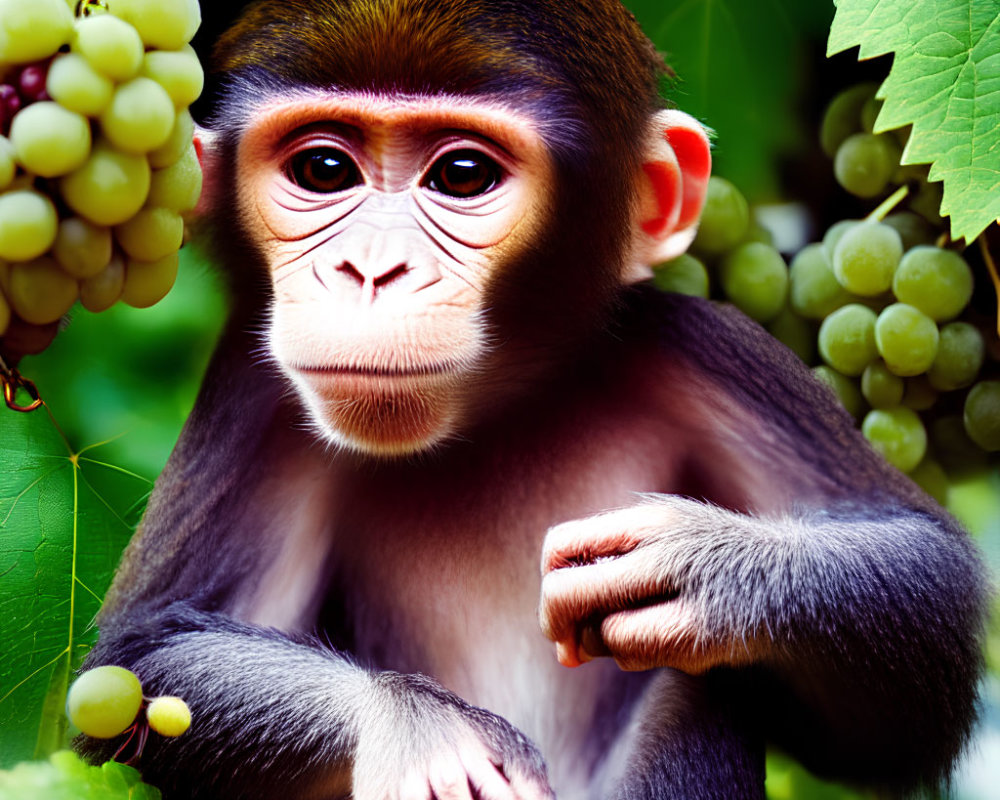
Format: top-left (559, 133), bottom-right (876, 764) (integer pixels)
top-left (0, 405), bottom-right (149, 767)
top-left (626, 0), bottom-right (833, 200)
top-left (0, 751), bottom-right (160, 800)
top-left (828, 0), bottom-right (1000, 243)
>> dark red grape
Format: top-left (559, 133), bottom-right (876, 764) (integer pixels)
top-left (0, 84), bottom-right (22, 132)
top-left (17, 63), bottom-right (50, 103)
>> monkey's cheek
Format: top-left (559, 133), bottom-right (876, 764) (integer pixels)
top-left (297, 373), bottom-right (466, 456)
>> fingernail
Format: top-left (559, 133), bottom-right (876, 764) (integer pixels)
top-left (555, 641), bottom-right (580, 668)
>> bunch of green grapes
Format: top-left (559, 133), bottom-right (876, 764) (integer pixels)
top-left (66, 665), bottom-right (192, 740)
top-left (0, 0), bottom-right (202, 347)
top-left (654, 168), bottom-right (999, 501)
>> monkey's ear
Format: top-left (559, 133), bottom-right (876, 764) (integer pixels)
top-left (192, 126), bottom-right (220, 217)
top-left (627, 110), bottom-right (711, 282)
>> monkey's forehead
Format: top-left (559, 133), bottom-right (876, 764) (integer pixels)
top-left (209, 85), bottom-right (581, 158)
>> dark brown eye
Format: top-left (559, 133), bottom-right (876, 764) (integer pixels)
top-left (288, 148), bottom-right (361, 193)
top-left (425, 150), bottom-right (502, 198)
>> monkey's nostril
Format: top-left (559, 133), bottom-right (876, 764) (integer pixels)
top-left (373, 263), bottom-right (408, 289)
top-left (336, 261), bottom-right (365, 286)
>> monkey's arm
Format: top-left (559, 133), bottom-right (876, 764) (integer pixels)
top-left (83, 603), bottom-right (551, 800)
top-left (540, 495), bottom-right (986, 790)
top-left (540, 290), bottom-right (989, 791)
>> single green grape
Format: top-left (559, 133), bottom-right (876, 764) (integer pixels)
top-left (874, 303), bottom-right (939, 377)
top-left (788, 243), bottom-right (852, 319)
top-left (53, 217), bottom-right (112, 279)
top-left (66, 665), bottom-right (143, 739)
top-left (61, 141), bottom-right (151, 226)
top-left (146, 696), bottom-right (192, 737)
top-left (834, 133), bottom-right (895, 199)
top-left (927, 322), bottom-right (984, 391)
top-left (767, 306), bottom-right (815, 364)
top-left (651, 253), bottom-right (709, 298)
top-left (691, 176), bottom-right (750, 256)
top-left (818, 303), bottom-right (878, 377)
top-left (932, 415), bottom-right (989, 474)
top-left (46, 52), bottom-right (115, 116)
top-left (812, 365), bottom-right (863, 419)
top-left (73, 14), bottom-right (144, 82)
top-left (719, 241), bottom-right (788, 322)
top-left (882, 212), bottom-right (935, 251)
top-left (861, 361), bottom-right (904, 409)
top-left (9, 101), bottom-right (92, 178)
top-left (862, 406), bottom-right (927, 472)
top-left (100, 77), bottom-right (177, 155)
top-left (819, 83), bottom-right (876, 157)
top-left (110, 0), bottom-right (202, 50)
top-left (0, 189), bottom-right (58, 262)
top-left (903, 375), bottom-right (939, 412)
top-left (6, 257), bottom-right (78, 324)
top-left (963, 381), bottom-right (1000, 451)
top-left (832, 221), bottom-right (902, 297)
top-left (80, 253), bottom-right (125, 312)
top-left (821, 219), bottom-right (860, 262)
top-left (141, 45), bottom-right (205, 108)
top-left (0, 0), bottom-right (73, 63)
top-left (115, 207), bottom-right (184, 262)
top-left (892, 246), bottom-right (973, 322)
top-left (149, 110), bottom-right (196, 169)
top-left (148, 143), bottom-right (203, 211)
top-left (860, 94), bottom-right (882, 133)
top-left (121, 252), bottom-right (179, 308)
top-left (908, 457), bottom-right (948, 505)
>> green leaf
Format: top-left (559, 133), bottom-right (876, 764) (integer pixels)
top-left (626, 0), bottom-right (833, 200)
top-left (0, 406), bottom-right (150, 768)
top-left (0, 751), bottom-right (162, 800)
top-left (828, 0), bottom-right (1000, 242)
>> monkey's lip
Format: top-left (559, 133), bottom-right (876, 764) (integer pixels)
top-left (293, 362), bottom-right (458, 380)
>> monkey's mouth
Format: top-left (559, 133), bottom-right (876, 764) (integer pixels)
top-left (294, 362), bottom-right (457, 379)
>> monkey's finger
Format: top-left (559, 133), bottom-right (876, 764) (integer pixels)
top-left (427, 755), bottom-right (477, 800)
top-left (541, 505), bottom-right (655, 575)
top-left (458, 753), bottom-right (517, 800)
top-left (539, 551), bottom-right (675, 655)
top-left (397, 770), bottom-right (435, 800)
top-left (597, 600), bottom-right (734, 674)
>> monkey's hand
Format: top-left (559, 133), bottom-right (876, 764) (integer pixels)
top-left (539, 495), bottom-right (769, 674)
top-left (352, 673), bottom-right (554, 800)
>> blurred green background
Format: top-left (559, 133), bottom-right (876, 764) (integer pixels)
top-left (6, 0), bottom-right (1000, 797)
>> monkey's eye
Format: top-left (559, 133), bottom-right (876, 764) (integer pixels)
top-left (424, 150), bottom-right (502, 198)
top-left (287, 148), bottom-right (362, 193)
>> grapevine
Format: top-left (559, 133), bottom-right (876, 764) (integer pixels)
top-left (0, 0), bottom-right (202, 358)
top-left (653, 83), bottom-right (1000, 501)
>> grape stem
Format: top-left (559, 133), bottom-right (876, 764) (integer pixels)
top-left (978, 231), bottom-right (1000, 337)
top-left (0, 355), bottom-right (43, 412)
top-left (75, 0), bottom-right (110, 18)
top-left (865, 184), bottom-right (910, 223)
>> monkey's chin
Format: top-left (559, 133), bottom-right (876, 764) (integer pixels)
top-left (294, 372), bottom-right (464, 457)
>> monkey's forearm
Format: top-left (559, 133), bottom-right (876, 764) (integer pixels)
top-left (80, 603), bottom-right (368, 799)
top-left (747, 506), bottom-right (987, 789)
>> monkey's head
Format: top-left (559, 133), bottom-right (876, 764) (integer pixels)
top-left (195, 0), bottom-right (710, 456)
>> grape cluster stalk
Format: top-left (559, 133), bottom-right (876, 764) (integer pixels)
top-left (653, 84), bottom-right (1000, 499)
top-left (0, 0), bottom-right (202, 356)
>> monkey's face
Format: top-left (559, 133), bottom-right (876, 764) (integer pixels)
top-left (231, 92), bottom-right (555, 456)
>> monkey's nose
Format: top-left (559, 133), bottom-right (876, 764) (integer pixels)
top-left (336, 260), bottom-right (409, 301)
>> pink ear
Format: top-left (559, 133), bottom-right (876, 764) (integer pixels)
top-left (636, 110), bottom-right (712, 266)
top-left (663, 118), bottom-right (711, 230)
